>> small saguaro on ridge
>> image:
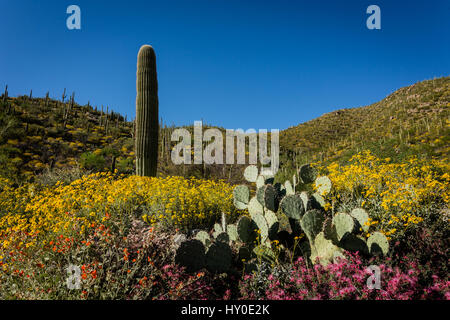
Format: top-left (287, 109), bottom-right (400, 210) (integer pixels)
top-left (135, 45), bottom-right (159, 176)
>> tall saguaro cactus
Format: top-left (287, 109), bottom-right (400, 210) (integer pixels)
top-left (135, 45), bottom-right (159, 176)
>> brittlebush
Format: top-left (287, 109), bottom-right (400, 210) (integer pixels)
top-left (322, 151), bottom-right (449, 239)
top-left (0, 173), bottom-right (239, 251)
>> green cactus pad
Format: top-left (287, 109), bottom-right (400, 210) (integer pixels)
top-left (215, 232), bottom-right (230, 243)
top-left (264, 184), bottom-right (277, 212)
top-left (214, 223), bottom-right (223, 233)
top-left (332, 213), bottom-right (355, 241)
top-left (339, 233), bottom-right (369, 254)
top-left (174, 239), bottom-right (206, 273)
top-left (256, 175), bottom-right (265, 188)
top-left (311, 193), bottom-right (326, 210)
top-left (233, 185), bottom-right (250, 209)
top-left (205, 242), bottom-right (232, 273)
top-left (227, 224), bottom-right (238, 242)
top-left (233, 198), bottom-right (247, 210)
top-left (264, 209), bottom-right (279, 239)
top-left (367, 232), bottom-right (389, 256)
top-left (280, 194), bottom-right (305, 220)
top-left (322, 217), bottom-right (339, 244)
top-left (243, 165), bottom-right (258, 183)
top-left (263, 173), bottom-right (275, 185)
top-left (237, 216), bottom-right (255, 243)
top-left (350, 208), bottom-right (370, 232)
top-left (300, 209), bottom-right (325, 244)
top-left (251, 212), bottom-right (269, 243)
top-left (274, 182), bottom-right (285, 199)
top-left (248, 197), bottom-right (264, 216)
top-left (284, 180), bottom-right (295, 195)
top-left (194, 231), bottom-right (211, 247)
top-left (300, 191), bottom-right (309, 210)
top-left (213, 223), bottom-right (223, 239)
top-left (315, 176), bottom-right (332, 196)
top-left (310, 232), bottom-right (341, 266)
top-left (299, 164), bottom-right (318, 184)
top-left (256, 187), bottom-right (265, 205)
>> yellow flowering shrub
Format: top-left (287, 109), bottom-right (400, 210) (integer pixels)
top-left (0, 173), bottom-right (239, 250)
top-left (322, 150), bottom-right (449, 238)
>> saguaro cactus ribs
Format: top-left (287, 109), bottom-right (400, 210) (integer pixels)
top-left (135, 45), bottom-right (159, 176)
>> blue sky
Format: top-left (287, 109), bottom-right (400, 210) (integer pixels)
top-left (0, 0), bottom-right (449, 130)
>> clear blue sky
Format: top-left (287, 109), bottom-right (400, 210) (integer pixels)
top-left (1, 0), bottom-right (449, 130)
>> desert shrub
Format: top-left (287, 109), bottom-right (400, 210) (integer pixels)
top-left (239, 252), bottom-right (449, 300)
top-left (79, 152), bottom-right (106, 171)
top-left (116, 157), bottom-right (134, 174)
top-left (35, 166), bottom-right (86, 186)
top-left (0, 172), bottom-right (240, 251)
top-left (321, 150), bottom-right (449, 241)
top-left (0, 212), bottom-right (236, 299)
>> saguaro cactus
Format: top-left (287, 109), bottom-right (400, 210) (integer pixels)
top-left (135, 45), bottom-right (159, 176)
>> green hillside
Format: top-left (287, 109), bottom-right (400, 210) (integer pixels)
top-left (278, 77), bottom-right (449, 181)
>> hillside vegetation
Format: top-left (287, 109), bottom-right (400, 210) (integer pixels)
top-left (278, 77), bottom-right (449, 182)
top-left (0, 77), bottom-right (448, 184)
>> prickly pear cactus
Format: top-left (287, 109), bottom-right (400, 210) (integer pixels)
top-left (332, 212), bottom-right (355, 241)
top-left (300, 209), bottom-right (325, 244)
top-left (299, 164), bottom-right (318, 184)
top-left (248, 197), bottom-right (264, 216)
top-left (367, 232), bottom-right (389, 255)
top-left (251, 212), bottom-right (269, 243)
top-left (256, 187), bottom-right (265, 205)
top-left (311, 193), bottom-right (326, 210)
top-left (226, 224), bottom-right (238, 242)
top-left (256, 175), bottom-right (265, 188)
top-left (213, 223), bottom-right (223, 238)
top-left (243, 165), bottom-right (258, 182)
top-left (175, 239), bottom-right (206, 273)
top-left (215, 232), bottom-right (230, 243)
top-left (206, 241), bottom-right (232, 273)
top-left (233, 185), bottom-right (250, 210)
top-left (237, 216), bottom-right (256, 244)
top-left (280, 194), bottom-right (305, 220)
top-left (195, 230), bottom-right (212, 247)
top-left (263, 184), bottom-right (277, 212)
top-left (264, 210), bottom-right (279, 239)
top-left (284, 180), bottom-right (295, 195)
top-left (322, 217), bottom-right (339, 244)
top-left (315, 176), bottom-right (332, 196)
top-left (310, 232), bottom-right (342, 266)
top-left (339, 233), bottom-right (369, 254)
top-left (350, 208), bottom-right (370, 232)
